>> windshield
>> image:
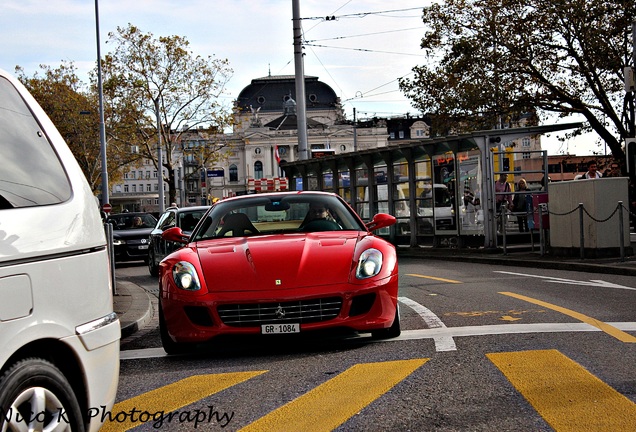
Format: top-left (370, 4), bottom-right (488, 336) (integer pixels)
top-left (192, 194), bottom-right (365, 241)
top-left (108, 213), bottom-right (157, 230)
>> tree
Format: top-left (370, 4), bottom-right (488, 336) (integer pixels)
top-left (399, 0), bottom-right (636, 162)
top-left (104, 24), bottom-right (233, 206)
top-left (16, 63), bottom-right (132, 193)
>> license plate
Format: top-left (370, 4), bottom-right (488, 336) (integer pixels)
top-left (261, 323), bottom-right (300, 334)
top-left (138, 245), bottom-right (148, 250)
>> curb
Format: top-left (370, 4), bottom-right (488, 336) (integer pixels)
top-left (396, 249), bottom-right (636, 277)
top-left (115, 280), bottom-right (153, 338)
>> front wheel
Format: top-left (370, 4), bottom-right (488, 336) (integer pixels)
top-left (371, 305), bottom-right (401, 339)
top-left (0, 358), bottom-right (85, 432)
top-left (148, 250), bottom-right (158, 276)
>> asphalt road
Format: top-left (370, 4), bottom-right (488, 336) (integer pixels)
top-left (111, 258), bottom-right (636, 431)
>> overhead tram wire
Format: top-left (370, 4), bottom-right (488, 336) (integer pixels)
top-left (301, 7), bottom-right (425, 21)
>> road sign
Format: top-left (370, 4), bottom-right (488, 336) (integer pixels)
top-left (102, 203), bottom-right (112, 213)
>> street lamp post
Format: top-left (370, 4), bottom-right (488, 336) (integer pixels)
top-left (95, 0), bottom-right (108, 207)
top-left (154, 97), bottom-right (165, 214)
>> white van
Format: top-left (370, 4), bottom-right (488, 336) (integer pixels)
top-left (0, 69), bottom-right (120, 431)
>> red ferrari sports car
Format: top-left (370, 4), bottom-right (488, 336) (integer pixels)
top-left (158, 191), bottom-right (399, 354)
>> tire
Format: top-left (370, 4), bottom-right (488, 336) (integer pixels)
top-left (148, 250), bottom-right (158, 277)
top-left (159, 302), bottom-right (194, 355)
top-left (371, 305), bottom-right (401, 339)
top-left (0, 358), bottom-right (85, 432)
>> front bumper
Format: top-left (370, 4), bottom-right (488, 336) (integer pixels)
top-left (161, 275), bottom-right (398, 343)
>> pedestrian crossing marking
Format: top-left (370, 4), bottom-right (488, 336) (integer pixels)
top-left (488, 350), bottom-right (636, 431)
top-left (238, 358), bottom-right (428, 432)
top-left (101, 371), bottom-right (267, 432)
top-left (500, 291), bottom-right (636, 343)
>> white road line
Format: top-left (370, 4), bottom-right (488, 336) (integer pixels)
top-left (388, 322), bottom-right (636, 341)
top-left (120, 322), bottom-right (636, 359)
top-left (494, 271), bottom-right (636, 290)
top-left (398, 296), bottom-right (457, 351)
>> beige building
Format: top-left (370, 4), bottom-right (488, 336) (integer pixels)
top-left (110, 75), bottom-right (550, 212)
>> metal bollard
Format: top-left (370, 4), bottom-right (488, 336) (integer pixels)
top-left (538, 204), bottom-right (544, 256)
top-left (579, 203), bottom-right (584, 260)
top-left (104, 222), bottom-right (116, 295)
top-left (618, 201), bottom-right (625, 262)
top-left (501, 204), bottom-right (507, 255)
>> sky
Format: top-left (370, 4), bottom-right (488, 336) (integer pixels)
top-left (0, 0), bottom-right (600, 155)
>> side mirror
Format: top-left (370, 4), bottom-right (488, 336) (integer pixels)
top-left (365, 213), bottom-right (396, 231)
top-left (162, 226), bottom-right (189, 244)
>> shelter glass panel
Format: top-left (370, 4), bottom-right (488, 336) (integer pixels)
top-left (457, 149), bottom-right (484, 235)
top-left (433, 152), bottom-right (457, 232)
top-left (337, 170), bottom-right (351, 202)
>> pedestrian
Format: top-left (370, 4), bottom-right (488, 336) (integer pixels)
top-left (512, 179), bottom-right (530, 232)
top-left (495, 173), bottom-right (512, 212)
top-left (580, 160), bottom-right (602, 179)
top-left (605, 162), bottom-right (621, 178)
top-left (495, 173), bottom-right (512, 231)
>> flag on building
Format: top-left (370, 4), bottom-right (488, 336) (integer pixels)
top-left (274, 145), bottom-right (281, 164)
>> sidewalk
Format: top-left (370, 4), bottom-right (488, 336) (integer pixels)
top-left (113, 279), bottom-right (154, 338)
top-left (112, 245), bottom-right (636, 339)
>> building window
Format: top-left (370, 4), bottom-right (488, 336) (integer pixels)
top-left (255, 147), bottom-right (262, 155)
top-left (132, 185), bottom-right (136, 193)
top-left (154, 183), bottom-right (159, 192)
top-left (254, 161), bottom-right (263, 179)
top-left (130, 171), bottom-right (135, 179)
top-left (389, 132), bottom-right (395, 139)
top-left (146, 184), bottom-right (151, 192)
top-left (153, 171), bottom-right (157, 178)
top-left (340, 145), bottom-right (346, 151)
top-left (399, 131), bottom-right (405, 139)
top-left (124, 172), bottom-right (129, 179)
top-left (124, 185), bottom-right (129, 193)
top-left (523, 152), bottom-right (531, 159)
top-left (522, 138), bottom-right (531, 147)
top-left (145, 171), bottom-right (150, 179)
top-left (229, 164), bottom-right (238, 182)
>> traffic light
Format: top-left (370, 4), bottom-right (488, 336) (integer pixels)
top-left (627, 138), bottom-right (636, 175)
top-left (503, 157), bottom-right (510, 171)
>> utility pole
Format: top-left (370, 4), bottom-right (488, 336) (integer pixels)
top-left (292, 0), bottom-right (309, 160)
top-left (95, 0), bottom-right (108, 207)
top-left (154, 97), bottom-right (165, 214)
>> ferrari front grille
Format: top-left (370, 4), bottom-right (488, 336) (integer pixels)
top-left (217, 297), bottom-right (342, 327)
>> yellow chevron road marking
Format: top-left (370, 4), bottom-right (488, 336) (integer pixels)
top-left (406, 273), bottom-right (462, 284)
top-left (488, 350), bottom-right (636, 431)
top-left (239, 359), bottom-right (428, 432)
top-left (101, 371), bottom-right (267, 432)
top-left (500, 291), bottom-right (636, 343)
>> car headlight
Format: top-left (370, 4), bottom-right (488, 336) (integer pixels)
top-left (172, 261), bottom-right (201, 291)
top-left (113, 238), bottom-right (126, 245)
top-left (356, 248), bottom-right (383, 279)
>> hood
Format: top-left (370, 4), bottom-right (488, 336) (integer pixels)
top-left (112, 228), bottom-right (154, 240)
top-left (196, 232), bottom-right (365, 292)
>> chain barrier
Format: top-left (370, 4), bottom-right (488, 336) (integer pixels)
top-left (538, 201), bottom-right (633, 261)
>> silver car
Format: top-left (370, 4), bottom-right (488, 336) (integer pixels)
top-left (0, 69), bottom-right (120, 432)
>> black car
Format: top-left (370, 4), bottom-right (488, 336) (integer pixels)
top-left (107, 212), bottom-right (157, 263)
top-left (147, 205), bottom-right (210, 276)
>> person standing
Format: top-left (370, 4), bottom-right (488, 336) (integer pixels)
top-left (495, 173), bottom-right (512, 211)
top-left (495, 173), bottom-right (512, 231)
top-left (581, 160), bottom-right (602, 179)
top-left (512, 179), bottom-right (530, 232)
